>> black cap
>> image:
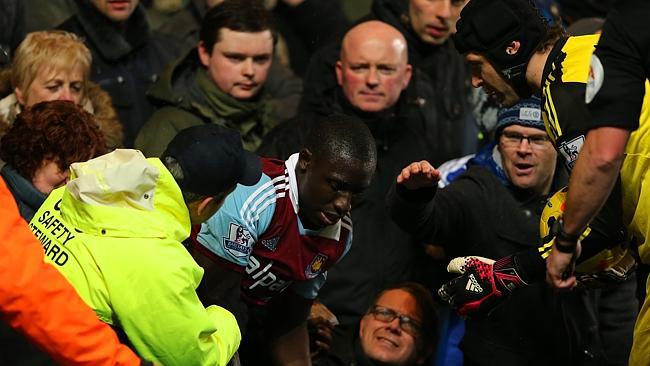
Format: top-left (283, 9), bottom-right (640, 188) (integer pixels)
top-left (162, 125), bottom-right (262, 196)
top-left (454, 0), bottom-right (547, 88)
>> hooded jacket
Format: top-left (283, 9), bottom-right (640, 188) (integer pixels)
top-left (28, 149), bottom-right (241, 366)
top-left (0, 178), bottom-right (143, 366)
top-left (0, 68), bottom-right (124, 149)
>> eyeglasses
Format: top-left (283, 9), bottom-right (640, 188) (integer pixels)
top-left (368, 305), bottom-right (421, 336)
top-left (501, 131), bottom-right (551, 149)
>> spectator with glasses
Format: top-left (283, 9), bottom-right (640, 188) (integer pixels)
top-left (313, 282), bottom-right (437, 366)
top-left (387, 97), bottom-right (630, 365)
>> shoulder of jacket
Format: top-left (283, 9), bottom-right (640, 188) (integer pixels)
top-left (86, 82), bottom-right (124, 148)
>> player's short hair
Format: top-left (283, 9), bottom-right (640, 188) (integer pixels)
top-left (303, 114), bottom-right (377, 168)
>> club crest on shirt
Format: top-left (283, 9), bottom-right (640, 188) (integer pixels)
top-left (305, 253), bottom-right (329, 279)
top-left (558, 135), bottom-right (585, 171)
top-left (261, 236), bottom-right (279, 251)
top-left (223, 223), bottom-right (253, 258)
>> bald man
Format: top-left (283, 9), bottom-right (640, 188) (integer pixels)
top-left (335, 20), bottom-right (412, 113)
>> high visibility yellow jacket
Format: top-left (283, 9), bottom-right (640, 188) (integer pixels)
top-left (28, 149), bottom-right (241, 366)
top-left (0, 176), bottom-right (142, 365)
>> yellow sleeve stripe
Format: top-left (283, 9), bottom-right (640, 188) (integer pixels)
top-left (543, 86), bottom-right (562, 144)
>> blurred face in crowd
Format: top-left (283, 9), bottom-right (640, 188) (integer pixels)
top-left (360, 289), bottom-right (423, 366)
top-left (90, 0), bottom-right (140, 22)
top-left (466, 52), bottom-right (520, 107)
top-left (296, 150), bottom-right (373, 230)
top-left (409, 0), bottom-right (467, 45)
top-left (15, 65), bottom-right (85, 107)
top-left (198, 28), bottom-right (273, 100)
top-left (498, 124), bottom-right (557, 195)
top-left (32, 160), bottom-right (70, 194)
top-left (206, 0), bottom-right (224, 7)
top-left (336, 21), bottom-right (412, 113)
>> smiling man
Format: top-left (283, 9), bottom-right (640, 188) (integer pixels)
top-left (191, 114), bottom-right (376, 365)
top-left (315, 282), bottom-right (437, 366)
top-left (135, 0), bottom-right (279, 155)
top-left (358, 283), bottom-right (437, 366)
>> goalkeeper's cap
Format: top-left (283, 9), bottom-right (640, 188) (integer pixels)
top-left (454, 0), bottom-right (548, 77)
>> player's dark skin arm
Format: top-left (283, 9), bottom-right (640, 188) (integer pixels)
top-left (266, 290), bottom-right (313, 366)
top-left (191, 247), bottom-right (249, 330)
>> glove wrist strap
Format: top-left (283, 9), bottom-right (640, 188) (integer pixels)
top-left (493, 255), bottom-right (529, 293)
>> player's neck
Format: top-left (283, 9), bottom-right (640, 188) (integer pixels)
top-left (526, 47), bottom-right (553, 93)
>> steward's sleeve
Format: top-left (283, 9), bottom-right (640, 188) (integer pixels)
top-left (106, 238), bottom-right (241, 366)
top-left (0, 179), bottom-right (143, 366)
top-left (197, 175), bottom-right (275, 267)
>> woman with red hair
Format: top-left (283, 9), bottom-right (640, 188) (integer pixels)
top-left (0, 100), bottom-right (106, 220)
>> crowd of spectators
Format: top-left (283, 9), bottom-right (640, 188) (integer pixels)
top-left (0, 0), bottom-right (645, 366)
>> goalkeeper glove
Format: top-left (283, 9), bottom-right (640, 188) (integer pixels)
top-left (437, 254), bottom-right (528, 317)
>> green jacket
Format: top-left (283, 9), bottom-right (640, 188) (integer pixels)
top-left (135, 50), bottom-right (277, 156)
top-left (28, 149), bottom-right (241, 366)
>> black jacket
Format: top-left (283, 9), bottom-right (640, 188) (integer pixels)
top-left (299, 0), bottom-right (471, 166)
top-left (387, 165), bottom-right (632, 366)
top-left (58, 0), bottom-right (181, 147)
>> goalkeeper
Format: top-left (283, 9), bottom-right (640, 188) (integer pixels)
top-left (387, 98), bottom-right (637, 366)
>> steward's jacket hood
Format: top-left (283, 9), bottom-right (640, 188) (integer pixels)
top-left (62, 149), bottom-right (190, 241)
top-left (28, 149), bottom-right (242, 365)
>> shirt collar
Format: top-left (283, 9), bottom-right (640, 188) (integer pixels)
top-left (284, 153), bottom-right (342, 240)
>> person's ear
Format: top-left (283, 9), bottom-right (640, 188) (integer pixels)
top-left (358, 316), bottom-right (367, 338)
top-left (402, 64), bottom-right (413, 90)
top-left (198, 41), bottom-right (211, 67)
top-left (196, 196), bottom-right (215, 216)
top-left (335, 60), bottom-right (344, 86)
top-left (506, 41), bottom-right (521, 55)
top-left (298, 148), bottom-right (312, 171)
top-left (14, 87), bottom-right (25, 105)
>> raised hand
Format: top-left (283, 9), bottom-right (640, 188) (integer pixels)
top-left (396, 160), bottom-right (441, 190)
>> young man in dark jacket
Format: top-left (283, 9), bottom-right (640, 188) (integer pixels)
top-left (135, 0), bottom-right (281, 155)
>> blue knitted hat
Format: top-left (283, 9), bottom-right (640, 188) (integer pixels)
top-left (495, 96), bottom-right (544, 136)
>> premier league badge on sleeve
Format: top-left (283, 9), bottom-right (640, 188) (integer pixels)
top-left (559, 135), bottom-right (585, 170)
top-left (223, 223), bottom-right (253, 258)
top-left (305, 253), bottom-right (329, 279)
